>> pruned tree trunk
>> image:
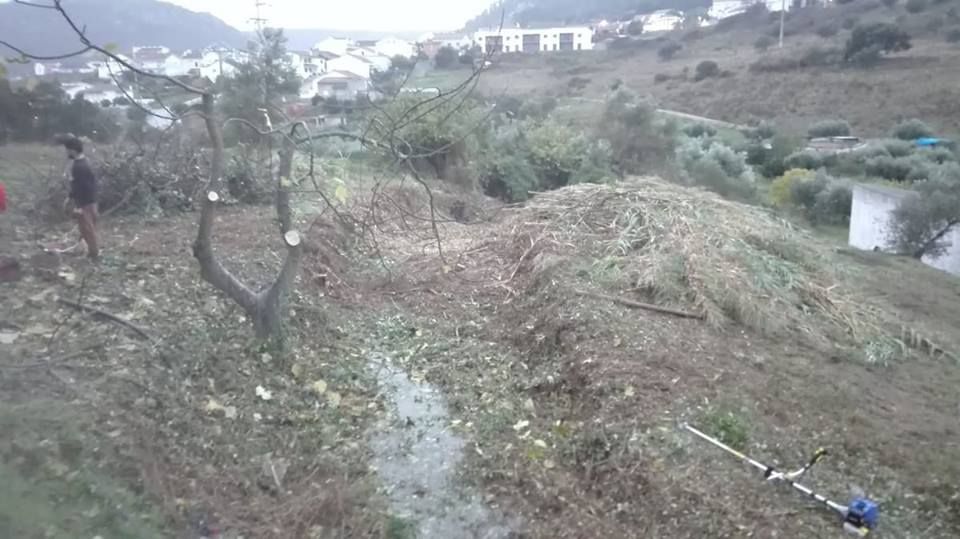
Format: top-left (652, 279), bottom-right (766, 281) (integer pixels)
top-left (192, 93), bottom-right (304, 341)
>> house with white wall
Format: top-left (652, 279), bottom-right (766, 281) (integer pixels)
top-left (473, 26), bottom-right (594, 54)
top-left (849, 183), bottom-right (960, 275)
top-left (374, 37), bottom-right (416, 59)
top-left (131, 46), bottom-right (171, 73)
top-left (300, 70), bottom-right (369, 101)
top-left (328, 54), bottom-right (372, 79)
top-left (313, 37), bottom-right (353, 56)
top-left (348, 47), bottom-right (391, 72)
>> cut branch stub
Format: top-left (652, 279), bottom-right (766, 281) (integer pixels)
top-left (284, 230), bottom-right (301, 247)
top-left (207, 191), bottom-right (220, 203)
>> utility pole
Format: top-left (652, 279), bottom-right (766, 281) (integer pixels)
top-left (250, 0), bottom-right (269, 33)
top-left (779, 0), bottom-right (786, 48)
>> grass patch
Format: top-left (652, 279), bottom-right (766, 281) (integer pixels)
top-left (701, 410), bottom-right (750, 451)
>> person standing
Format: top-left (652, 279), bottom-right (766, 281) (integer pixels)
top-left (63, 137), bottom-right (99, 260)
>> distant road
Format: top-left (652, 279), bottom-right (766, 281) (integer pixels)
top-left (656, 109), bottom-right (749, 131)
top-left (558, 97), bottom-right (750, 130)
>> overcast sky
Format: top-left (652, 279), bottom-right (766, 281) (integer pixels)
top-left (163, 0), bottom-right (491, 32)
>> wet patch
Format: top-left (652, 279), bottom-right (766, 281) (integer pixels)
top-left (369, 354), bottom-right (515, 539)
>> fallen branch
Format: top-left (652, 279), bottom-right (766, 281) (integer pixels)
top-left (575, 291), bottom-right (704, 320)
top-left (56, 298), bottom-right (152, 341)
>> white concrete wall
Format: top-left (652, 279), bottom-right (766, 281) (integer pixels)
top-left (849, 184), bottom-right (960, 275)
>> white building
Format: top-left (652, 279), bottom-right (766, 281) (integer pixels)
top-left (300, 70), bottom-right (369, 101)
top-left (327, 54), bottom-right (372, 79)
top-left (849, 183), bottom-right (960, 275)
top-left (348, 47), bottom-right (391, 72)
top-left (131, 46), bottom-right (171, 73)
top-left (286, 51), bottom-right (312, 79)
top-left (374, 37), bottom-right (416, 59)
top-left (641, 10), bottom-right (684, 33)
top-left (473, 26), bottom-right (594, 53)
top-left (313, 37), bottom-right (353, 56)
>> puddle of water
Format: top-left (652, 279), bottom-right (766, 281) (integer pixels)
top-left (369, 355), bottom-right (515, 539)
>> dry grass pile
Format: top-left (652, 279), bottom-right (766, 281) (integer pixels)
top-left (504, 178), bottom-right (896, 357)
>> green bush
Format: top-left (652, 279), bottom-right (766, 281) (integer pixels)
top-left (790, 172), bottom-right (829, 211)
top-left (844, 23), bottom-right (912, 66)
top-left (811, 178), bottom-right (854, 224)
top-left (880, 138), bottom-right (915, 157)
top-left (683, 123), bottom-right (717, 138)
top-left (946, 28), bottom-right (960, 43)
top-left (676, 137), bottom-right (756, 199)
top-left (892, 118), bottom-right (934, 140)
top-left (808, 119), bottom-right (852, 137)
top-left (919, 147), bottom-right (957, 164)
top-left (694, 60), bottom-right (721, 81)
top-left (654, 72), bottom-right (670, 83)
top-left (477, 120), bottom-right (614, 202)
top-left (754, 35), bottom-right (775, 52)
top-left (905, 0), bottom-right (927, 13)
top-left (747, 134), bottom-right (803, 178)
top-left (599, 89), bottom-right (677, 174)
top-left (784, 150), bottom-right (824, 170)
top-left (865, 155), bottom-right (926, 181)
top-left (478, 145), bottom-right (540, 202)
top-left (658, 41), bottom-right (683, 61)
top-left (817, 23), bottom-right (840, 38)
top-left (882, 0), bottom-right (897, 7)
top-left (843, 17), bottom-right (859, 30)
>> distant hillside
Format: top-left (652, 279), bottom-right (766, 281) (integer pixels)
top-left (464, 0), bottom-right (710, 30)
top-left (0, 0), bottom-right (246, 57)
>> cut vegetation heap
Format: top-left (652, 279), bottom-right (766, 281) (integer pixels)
top-left (503, 178), bottom-right (906, 363)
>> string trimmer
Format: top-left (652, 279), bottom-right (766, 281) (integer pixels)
top-left (683, 423), bottom-right (879, 536)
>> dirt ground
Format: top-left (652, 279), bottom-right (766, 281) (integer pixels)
top-left (2, 143), bottom-right (960, 539)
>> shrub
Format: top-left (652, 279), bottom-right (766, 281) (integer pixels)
top-left (882, 0), bottom-right (897, 6)
top-left (844, 23), bottom-right (912, 65)
top-left (435, 45), bottom-right (459, 69)
top-left (919, 147), bottom-right (957, 164)
top-left (627, 19), bottom-right (644, 36)
top-left (749, 134), bottom-right (804, 178)
top-left (479, 146), bottom-right (540, 202)
top-left (790, 172), bottom-right (829, 212)
top-left (683, 123), bottom-right (717, 138)
top-left (752, 121), bottom-right (777, 140)
top-left (784, 150), bottom-right (824, 170)
top-left (946, 28), bottom-right (960, 43)
top-left (801, 46), bottom-right (843, 66)
top-left (694, 60), bottom-right (721, 81)
top-left (754, 35), bottom-right (775, 52)
top-left (770, 168), bottom-right (815, 207)
top-left (843, 17), bottom-right (859, 30)
top-left (808, 119), bottom-right (852, 138)
top-left (599, 89), bottom-right (677, 174)
top-left (880, 138), bottom-right (915, 157)
top-left (676, 137), bottom-right (756, 199)
top-left (811, 178), bottom-right (854, 224)
top-left (654, 72), bottom-right (670, 83)
top-left (865, 155), bottom-right (922, 181)
top-left (817, 23), bottom-right (840, 38)
top-left (892, 118), bottom-right (934, 140)
top-left (889, 167), bottom-right (960, 258)
top-left (905, 0), bottom-right (927, 13)
top-left (658, 41), bottom-right (683, 60)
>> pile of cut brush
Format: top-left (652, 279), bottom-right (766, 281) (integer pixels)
top-left (501, 178), bottom-right (901, 362)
